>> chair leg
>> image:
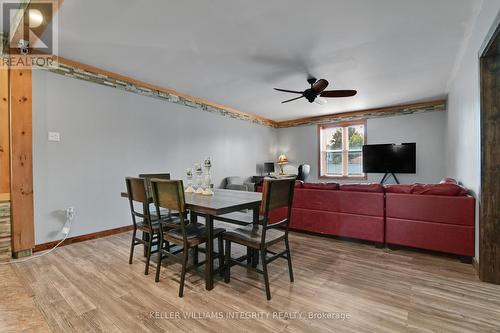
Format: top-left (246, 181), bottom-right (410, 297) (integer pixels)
top-left (247, 247), bottom-right (252, 265)
top-left (155, 238), bottom-right (163, 282)
top-left (224, 240), bottom-right (231, 283)
top-left (284, 236), bottom-right (294, 283)
top-left (129, 229), bottom-right (137, 264)
top-left (193, 245), bottom-right (199, 266)
top-left (145, 235), bottom-right (153, 275)
top-left (218, 236), bottom-right (224, 277)
top-left (143, 232), bottom-right (149, 257)
top-left (179, 249), bottom-right (189, 297)
top-left (261, 251), bottom-right (271, 300)
top-left (252, 249), bottom-right (259, 268)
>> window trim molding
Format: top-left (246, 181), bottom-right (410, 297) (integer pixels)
top-left (318, 120), bottom-right (368, 180)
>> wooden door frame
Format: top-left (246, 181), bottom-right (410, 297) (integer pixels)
top-left (479, 13), bottom-right (500, 284)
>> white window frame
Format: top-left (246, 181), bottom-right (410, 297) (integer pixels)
top-left (318, 120), bottom-right (367, 179)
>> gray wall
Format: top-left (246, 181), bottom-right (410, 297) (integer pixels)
top-left (33, 70), bottom-right (278, 244)
top-left (277, 111), bottom-right (446, 184)
top-left (445, 1), bottom-right (500, 260)
top-left (32, 66), bottom-right (452, 246)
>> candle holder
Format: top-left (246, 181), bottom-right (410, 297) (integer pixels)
top-left (202, 157), bottom-right (214, 196)
top-left (194, 163), bottom-right (204, 194)
top-left (185, 168), bottom-right (194, 193)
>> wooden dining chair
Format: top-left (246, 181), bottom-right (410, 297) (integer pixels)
top-left (151, 179), bottom-right (225, 297)
top-left (138, 173), bottom-right (171, 218)
top-left (126, 177), bottom-right (162, 275)
top-left (223, 178), bottom-right (295, 300)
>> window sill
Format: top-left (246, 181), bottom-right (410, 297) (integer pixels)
top-left (319, 175), bottom-right (368, 181)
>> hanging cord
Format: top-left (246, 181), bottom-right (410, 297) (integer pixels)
top-left (0, 207), bottom-right (75, 265)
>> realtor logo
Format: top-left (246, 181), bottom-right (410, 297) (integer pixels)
top-left (1, 1), bottom-right (58, 66)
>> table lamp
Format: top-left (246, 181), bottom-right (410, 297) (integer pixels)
top-left (277, 154), bottom-right (288, 175)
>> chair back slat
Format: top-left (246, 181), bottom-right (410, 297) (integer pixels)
top-left (261, 178), bottom-right (296, 245)
top-left (125, 177), bottom-right (152, 229)
top-left (126, 177), bottom-right (148, 204)
top-left (151, 179), bottom-right (188, 243)
top-left (262, 178), bottom-right (295, 210)
top-left (151, 179), bottom-right (186, 213)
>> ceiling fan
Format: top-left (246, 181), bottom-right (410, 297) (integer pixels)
top-left (274, 77), bottom-right (357, 104)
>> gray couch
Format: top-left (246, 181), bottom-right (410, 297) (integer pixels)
top-left (220, 176), bottom-right (255, 192)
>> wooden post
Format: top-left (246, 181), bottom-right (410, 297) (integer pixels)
top-left (0, 61), bottom-right (9, 196)
top-left (0, 59), bottom-right (11, 262)
top-left (9, 59), bottom-right (34, 257)
top-left (4, 0), bottom-right (63, 258)
top-left (479, 22), bottom-right (500, 284)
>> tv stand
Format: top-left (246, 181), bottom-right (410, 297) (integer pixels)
top-left (380, 173), bottom-right (400, 185)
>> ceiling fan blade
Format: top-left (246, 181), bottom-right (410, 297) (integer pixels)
top-left (274, 88), bottom-right (303, 94)
top-left (281, 96), bottom-right (304, 104)
top-left (312, 79), bottom-right (329, 93)
top-left (320, 90), bottom-right (357, 98)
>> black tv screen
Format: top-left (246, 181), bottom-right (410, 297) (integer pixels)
top-left (362, 143), bottom-right (416, 174)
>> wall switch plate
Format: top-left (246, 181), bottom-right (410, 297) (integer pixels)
top-left (48, 131), bottom-right (60, 142)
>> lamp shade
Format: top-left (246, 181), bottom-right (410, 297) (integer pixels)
top-left (277, 154), bottom-right (289, 165)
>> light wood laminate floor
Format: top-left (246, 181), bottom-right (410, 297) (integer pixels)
top-left (4, 228), bottom-right (500, 333)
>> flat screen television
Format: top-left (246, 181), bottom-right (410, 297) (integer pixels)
top-left (362, 143), bottom-right (416, 174)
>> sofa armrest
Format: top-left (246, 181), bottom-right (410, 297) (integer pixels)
top-left (244, 182), bottom-right (255, 192)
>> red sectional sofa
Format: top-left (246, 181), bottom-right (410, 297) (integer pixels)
top-left (290, 183), bottom-right (385, 244)
top-left (260, 179), bottom-right (475, 258)
top-left (384, 183), bottom-right (475, 257)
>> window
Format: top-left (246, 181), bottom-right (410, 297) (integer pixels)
top-left (319, 121), bottom-right (366, 179)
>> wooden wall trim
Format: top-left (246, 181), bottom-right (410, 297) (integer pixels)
top-left (10, 63), bottom-right (34, 252)
top-left (34, 225), bottom-right (133, 252)
top-left (276, 100), bottom-right (447, 128)
top-left (37, 56), bottom-right (446, 129)
top-left (39, 56), bottom-right (278, 127)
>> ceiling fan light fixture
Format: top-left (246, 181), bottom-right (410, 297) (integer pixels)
top-left (315, 97), bottom-right (327, 105)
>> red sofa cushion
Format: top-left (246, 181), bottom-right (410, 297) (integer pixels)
top-left (386, 193), bottom-right (475, 226)
top-left (338, 191), bottom-right (385, 216)
top-left (293, 188), bottom-right (384, 216)
top-left (291, 208), bottom-right (384, 242)
top-left (384, 184), bottom-right (413, 194)
top-left (411, 183), bottom-right (468, 196)
top-left (385, 183), bottom-right (467, 196)
top-left (386, 218), bottom-right (474, 256)
top-left (339, 183), bottom-right (384, 193)
top-left (293, 188), bottom-right (341, 211)
top-left (302, 182), bottom-right (339, 190)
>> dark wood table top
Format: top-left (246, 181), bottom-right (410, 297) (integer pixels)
top-left (121, 188), bottom-right (262, 215)
top-left (184, 189), bottom-right (261, 215)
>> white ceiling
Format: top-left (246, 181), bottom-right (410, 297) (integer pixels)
top-left (57, 0), bottom-right (479, 121)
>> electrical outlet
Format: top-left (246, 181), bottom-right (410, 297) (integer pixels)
top-left (65, 207), bottom-right (75, 221)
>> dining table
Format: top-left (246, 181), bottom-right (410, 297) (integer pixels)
top-left (121, 188), bottom-right (262, 290)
